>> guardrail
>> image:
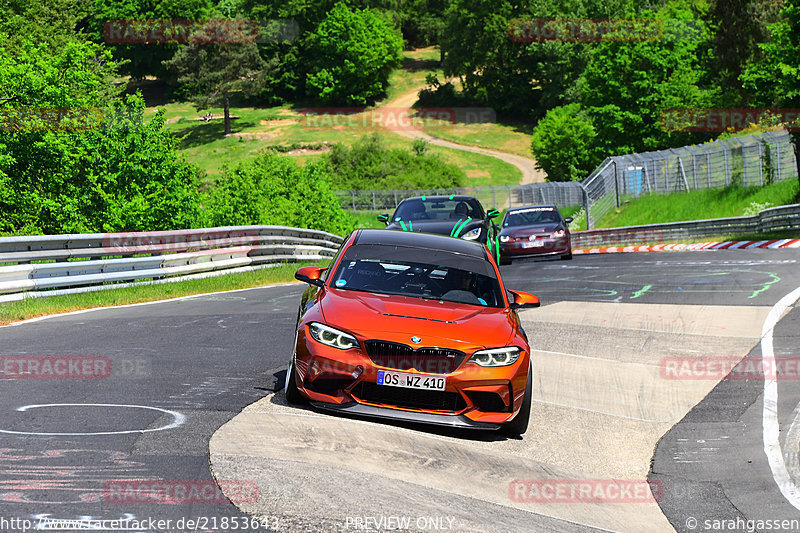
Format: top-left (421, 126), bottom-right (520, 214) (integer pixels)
top-left (0, 226), bottom-right (343, 303)
top-left (571, 204), bottom-right (800, 248)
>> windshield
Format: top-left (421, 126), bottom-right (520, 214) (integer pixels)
top-left (392, 198), bottom-right (485, 223)
top-left (331, 245), bottom-right (504, 307)
top-left (503, 207), bottom-right (562, 227)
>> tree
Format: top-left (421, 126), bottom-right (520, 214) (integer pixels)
top-left (0, 36), bottom-right (200, 234)
top-left (0, 0), bottom-right (89, 55)
top-left (741, 0), bottom-right (800, 107)
top-left (579, 4), bottom-right (716, 155)
top-left (304, 2), bottom-right (402, 105)
top-left (1, 94), bottom-right (201, 234)
top-left (706, 0), bottom-right (784, 103)
top-left (530, 103), bottom-right (598, 182)
top-left (164, 38), bottom-right (268, 134)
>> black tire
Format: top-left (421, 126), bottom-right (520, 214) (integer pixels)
top-left (561, 252), bottom-right (572, 260)
top-left (503, 363), bottom-right (532, 435)
top-left (499, 256), bottom-right (512, 265)
top-left (284, 357), bottom-right (305, 404)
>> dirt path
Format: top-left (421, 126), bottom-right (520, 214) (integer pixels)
top-left (380, 87), bottom-right (546, 185)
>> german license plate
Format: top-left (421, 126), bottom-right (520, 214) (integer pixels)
top-left (377, 370), bottom-right (446, 391)
top-left (522, 241), bottom-right (545, 248)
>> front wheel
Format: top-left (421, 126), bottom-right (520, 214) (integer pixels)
top-left (561, 252), bottom-right (572, 260)
top-left (502, 363), bottom-right (532, 435)
top-left (284, 357), bottom-right (305, 404)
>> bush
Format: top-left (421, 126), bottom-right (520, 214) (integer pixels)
top-left (202, 153), bottom-right (355, 236)
top-left (305, 3), bottom-right (403, 105)
top-left (326, 133), bottom-right (465, 190)
top-left (530, 104), bottom-right (598, 182)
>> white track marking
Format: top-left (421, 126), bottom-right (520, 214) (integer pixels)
top-left (762, 286), bottom-right (800, 511)
top-left (782, 400), bottom-right (800, 485)
top-left (0, 403), bottom-right (186, 436)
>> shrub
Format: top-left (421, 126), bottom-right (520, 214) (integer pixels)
top-left (202, 153), bottom-right (355, 236)
top-left (326, 133), bottom-right (465, 190)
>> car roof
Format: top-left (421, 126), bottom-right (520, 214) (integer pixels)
top-left (353, 228), bottom-right (488, 259)
top-left (507, 204), bottom-right (559, 213)
top-left (399, 195), bottom-right (480, 203)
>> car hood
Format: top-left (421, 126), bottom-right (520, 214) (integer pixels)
top-left (319, 287), bottom-right (515, 351)
top-left (501, 223), bottom-right (563, 238)
top-left (386, 219), bottom-right (483, 237)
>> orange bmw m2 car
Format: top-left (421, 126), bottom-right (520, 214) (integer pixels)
top-left (284, 229), bottom-right (539, 434)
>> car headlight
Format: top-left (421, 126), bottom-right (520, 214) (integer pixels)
top-left (468, 347), bottom-right (521, 367)
top-left (461, 227), bottom-right (482, 241)
top-left (553, 229), bottom-right (566, 238)
top-left (308, 322), bottom-right (359, 350)
top-left (499, 235), bottom-right (511, 242)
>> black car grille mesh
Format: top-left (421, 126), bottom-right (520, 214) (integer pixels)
top-left (364, 340), bottom-right (466, 374)
top-left (352, 382), bottom-right (466, 412)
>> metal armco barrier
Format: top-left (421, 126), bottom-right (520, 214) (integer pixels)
top-left (0, 226), bottom-right (343, 302)
top-left (571, 204), bottom-right (800, 248)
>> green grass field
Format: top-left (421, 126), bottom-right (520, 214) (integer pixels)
top-left (144, 46), bottom-right (524, 186)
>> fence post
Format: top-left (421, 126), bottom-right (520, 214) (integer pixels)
top-left (582, 186), bottom-right (591, 230)
top-left (491, 185), bottom-right (496, 208)
top-left (685, 146), bottom-right (698, 189)
top-left (758, 141), bottom-right (764, 186)
top-left (777, 140), bottom-right (782, 182)
top-left (372, 190), bottom-right (376, 211)
top-left (393, 190), bottom-right (398, 207)
top-left (351, 191), bottom-right (356, 213)
top-left (613, 159), bottom-right (620, 208)
top-left (506, 185), bottom-right (512, 208)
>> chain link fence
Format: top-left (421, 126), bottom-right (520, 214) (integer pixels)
top-left (336, 130), bottom-right (798, 229)
top-left (582, 130), bottom-right (797, 228)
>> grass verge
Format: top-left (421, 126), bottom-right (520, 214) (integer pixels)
top-left (0, 262), bottom-right (320, 326)
top-left (598, 179), bottom-right (799, 228)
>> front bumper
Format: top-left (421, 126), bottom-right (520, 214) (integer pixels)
top-left (500, 237), bottom-right (571, 257)
top-left (311, 401), bottom-right (500, 430)
top-left (293, 329), bottom-right (529, 426)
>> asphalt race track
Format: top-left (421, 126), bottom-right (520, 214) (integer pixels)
top-left (1, 249), bottom-right (800, 532)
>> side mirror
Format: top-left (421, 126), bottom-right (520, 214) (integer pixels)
top-left (487, 209), bottom-right (500, 219)
top-left (508, 290), bottom-right (540, 309)
top-left (564, 217), bottom-right (573, 224)
top-left (377, 214), bottom-right (389, 225)
top-left (295, 266), bottom-right (326, 287)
